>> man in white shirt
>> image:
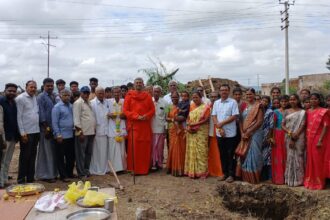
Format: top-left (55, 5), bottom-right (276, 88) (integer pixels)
top-left (89, 87), bottom-right (109, 175)
top-left (151, 85), bottom-right (168, 170)
top-left (107, 86), bottom-right (127, 172)
top-left (73, 86), bottom-right (96, 178)
top-left (16, 80), bottom-right (40, 184)
top-left (163, 80), bottom-right (179, 105)
top-left (212, 84), bottom-right (239, 183)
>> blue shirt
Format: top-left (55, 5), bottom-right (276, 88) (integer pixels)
top-left (37, 91), bottom-right (56, 126)
top-left (52, 101), bottom-right (74, 139)
top-left (0, 96), bottom-right (19, 141)
top-left (211, 97), bottom-right (239, 138)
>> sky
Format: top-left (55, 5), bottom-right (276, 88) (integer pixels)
top-left (0, 0), bottom-right (329, 90)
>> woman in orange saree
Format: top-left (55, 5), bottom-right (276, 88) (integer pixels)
top-left (185, 91), bottom-right (211, 178)
top-left (304, 93), bottom-right (330, 190)
top-left (166, 91), bottom-right (187, 177)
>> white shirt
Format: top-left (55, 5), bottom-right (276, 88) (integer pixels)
top-left (211, 98), bottom-right (239, 138)
top-left (73, 97), bottom-right (96, 136)
top-left (152, 97), bottom-right (168, 134)
top-left (163, 93), bottom-right (172, 105)
top-left (107, 98), bottom-right (127, 138)
top-left (16, 92), bottom-right (40, 135)
top-left (91, 98), bottom-right (109, 136)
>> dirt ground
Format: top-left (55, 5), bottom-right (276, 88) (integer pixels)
top-left (5, 145), bottom-right (330, 219)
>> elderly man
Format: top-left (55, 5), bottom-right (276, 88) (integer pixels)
top-left (0, 83), bottom-right (20, 188)
top-left (52, 89), bottom-right (74, 182)
top-left (163, 80), bottom-right (179, 104)
top-left (151, 85), bottom-right (167, 170)
top-left (16, 80), bottom-right (40, 184)
top-left (123, 78), bottom-right (155, 175)
top-left (73, 86), bottom-right (96, 178)
top-left (89, 87), bottom-right (110, 175)
top-left (108, 86), bottom-right (127, 172)
top-left (35, 78), bottom-right (58, 183)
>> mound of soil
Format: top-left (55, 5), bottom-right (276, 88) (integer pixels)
top-left (218, 182), bottom-right (330, 220)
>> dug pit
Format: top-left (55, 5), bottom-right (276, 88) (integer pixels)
top-left (218, 182), bottom-right (330, 220)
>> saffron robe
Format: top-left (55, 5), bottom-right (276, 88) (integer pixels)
top-left (123, 90), bottom-right (155, 174)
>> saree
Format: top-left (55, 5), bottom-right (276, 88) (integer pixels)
top-left (261, 108), bottom-right (274, 181)
top-left (184, 103), bottom-right (210, 178)
top-left (166, 105), bottom-right (186, 176)
top-left (238, 103), bottom-right (264, 184)
top-left (208, 114), bottom-right (223, 177)
top-left (304, 108), bottom-right (329, 190)
top-left (283, 110), bottom-right (306, 187)
top-left (272, 109), bottom-right (286, 184)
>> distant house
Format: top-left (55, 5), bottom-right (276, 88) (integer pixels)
top-left (261, 73), bottom-right (330, 95)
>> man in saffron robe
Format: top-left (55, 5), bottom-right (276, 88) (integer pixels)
top-left (123, 78), bottom-right (155, 175)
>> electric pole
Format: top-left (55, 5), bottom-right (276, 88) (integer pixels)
top-left (40, 31), bottom-right (57, 78)
top-left (280, 0), bottom-right (295, 95)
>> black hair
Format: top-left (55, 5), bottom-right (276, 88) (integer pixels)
top-left (246, 88), bottom-right (256, 94)
top-left (270, 86), bottom-right (281, 94)
top-left (72, 91), bottom-right (81, 98)
top-left (89, 77), bottom-right (98, 83)
top-left (127, 82), bottom-right (134, 88)
top-left (232, 87), bottom-right (243, 94)
top-left (5, 83), bottom-right (18, 90)
top-left (192, 90), bottom-right (202, 98)
top-left (272, 97), bottom-right (280, 110)
top-left (289, 94), bottom-right (303, 109)
top-left (43, 78), bottom-right (54, 85)
top-left (120, 85), bottom-right (128, 90)
top-left (279, 95), bottom-right (290, 109)
top-left (70, 81), bottom-right (79, 86)
top-left (105, 87), bottom-right (112, 92)
top-left (261, 95), bottom-right (271, 110)
top-left (310, 92), bottom-right (325, 107)
top-left (170, 91), bottom-right (180, 98)
top-left (220, 84), bottom-right (230, 90)
top-left (25, 80), bottom-right (36, 87)
top-left (279, 95), bottom-right (289, 101)
top-left (56, 79), bottom-right (66, 85)
top-left (181, 90), bottom-right (190, 96)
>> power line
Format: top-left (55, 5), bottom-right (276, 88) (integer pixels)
top-left (40, 31), bottom-right (57, 77)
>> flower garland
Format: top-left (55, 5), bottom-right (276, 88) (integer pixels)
top-left (113, 101), bottom-right (123, 143)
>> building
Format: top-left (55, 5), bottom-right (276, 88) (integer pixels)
top-left (261, 73), bottom-right (330, 95)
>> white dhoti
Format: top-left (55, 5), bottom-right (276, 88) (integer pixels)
top-left (108, 137), bottom-right (127, 172)
top-left (89, 135), bottom-right (109, 175)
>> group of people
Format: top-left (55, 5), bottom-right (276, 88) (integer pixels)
top-left (0, 77), bottom-right (329, 191)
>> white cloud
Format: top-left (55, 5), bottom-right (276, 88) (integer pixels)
top-left (217, 45), bottom-right (241, 62)
top-left (81, 58), bottom-right (96, 65)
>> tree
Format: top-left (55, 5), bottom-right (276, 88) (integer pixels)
top-left (323, 80), bottom-right (330, 91)
top-left (138, 57), bottom-right (183, 94)
top-left (327, 55), bottom-right (330, 71)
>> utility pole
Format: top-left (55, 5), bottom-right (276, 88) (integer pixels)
top-left (280, 0), bottom-right (295, 95)
top-left (40, 31), bottom-right (57, 78)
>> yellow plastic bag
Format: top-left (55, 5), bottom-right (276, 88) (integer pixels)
top-left (82, 190), bottom-right (111, 206)
top-left (64, 181), bottom-right (91, 204)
